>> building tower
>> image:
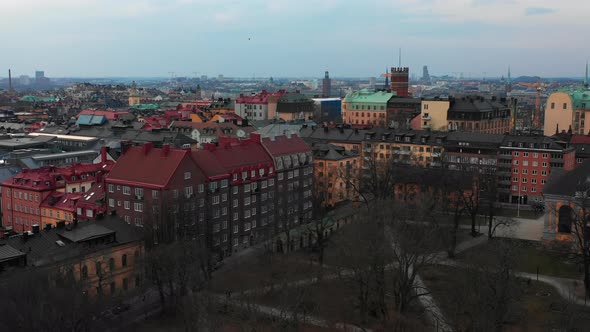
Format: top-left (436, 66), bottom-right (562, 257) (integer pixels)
top-left (384, 67), bottom-right (389, 91)
top-left (196, 84), bottom-right (202, 100)
top-left (421, 65), bottom-right (430, 83)
top-left (128, 81), bottom-right (141, 106)
top-left (506, 66), bottom-right (512, 94)
top-left (322, 70), bottom-right (331, 98)
top-left (390, 67), bottom-right (410, 97)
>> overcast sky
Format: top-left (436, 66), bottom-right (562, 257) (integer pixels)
top-left (1, 0), bottom-right (590, 78)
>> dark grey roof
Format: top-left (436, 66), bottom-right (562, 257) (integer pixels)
top-left (3, 215), bottom-right (143, 267)
top-left (544, 160), bottom-right (590, 197)
top-left (0, 244), bottom-right (25, 263)
top-left (57, 223), bottom-right (115, 243)
top-left (501, 135), bottom-right (565, 150)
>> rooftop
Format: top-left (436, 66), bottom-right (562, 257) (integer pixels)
top-left (343, 89), bottom-right (396, 104)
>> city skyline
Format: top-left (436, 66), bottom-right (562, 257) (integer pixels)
top-left (1, 0), bottom-right (590, 78)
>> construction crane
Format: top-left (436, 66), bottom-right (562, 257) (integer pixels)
top-left (518, 80), bottom-right (548, 129)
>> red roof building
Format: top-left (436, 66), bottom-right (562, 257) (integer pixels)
top-left (2, 167), bottom-right (65, 233)
top-left (105, 143), bottom-right (208, 243)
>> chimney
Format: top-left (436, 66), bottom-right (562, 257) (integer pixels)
top-left (162, 144), bottom-right (171, 156)
top-left (143, 142), bottom-right (153, 155)
top-left (8, 69), bottom-right (13, 92)
top-left (100, 146), bottom-right (108, 163)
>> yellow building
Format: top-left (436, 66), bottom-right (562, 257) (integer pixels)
top-left (361, 131), bottom-right (443, 168)
top-left (312, 144), bottom-right (360, 207)
top-left (543, 91), bottom-right (590, 136)
top-left (420, 99), bottom-right (450, 131)
top-left (40, 192), bottom-right (79, 229)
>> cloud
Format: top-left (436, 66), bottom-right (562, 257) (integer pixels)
top-left (525, 7), bottom-right (555, 16)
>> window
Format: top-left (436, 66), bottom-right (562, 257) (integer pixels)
top-left (531, 187), bottom-right (537, 192)
top-left (135, 188), bottom-right (143, 197)
top-left (514, 152), bottom-right (519, 157)
top-left (269, 179), bottom-right (275, 186)
top-left (541, 179), bottom-right (547, 184)
top-left (86, 210), bottom-right (93, 218)
top-left (108, 184), bottom-right (114, 193)
top-left (532, 170), bottom-right (538, 175)
top-left (533, 153), bottom-right (538, 158)
top-left (513, 169), bottom-right (518, 174)
top-left (233, 224), bottom-right (238, 233)
top-left (242, 171), bottom-right (248, 180)
top-left (123, 186), bottom-right (131, 195)
top-left (551, 102), bottom-right (555, 109)
top-left (244, 184), bottom-right (250, 193)
top-left (233, 238), bottom-right (239, 247)
top-left (222, 207), bottom-right (227, 215)
top-left (198, 184), bottom-right (204, 193)
top-left (233, 212), bottom-right (238, 221)
top-left (278, 173), bottom-right (284, 181)
top-left (222, 234), bottom-right (228, 242)
top-left (542, 162), bottom-right (548, 167)
top-left (522, 169), bottom-right (528, 174)
top-left (522, 178), bottom-right (527, 183)
top-left (82, 265), bottom-right (88, 279)
top-left (513, 177), bottom-right (518, 182)
top-left (152, 190), bottom-right (159, 199)
top-left (185, 186), bottom-right (193, 197)
top-left (124, 201), bottom-right (130, 210)
top-left (122, 254), bottom-right (128, 267)
top-left (523, 161), bottom-right (528, 166)
top-left (233, 173), bottom-right (238, 181)
top-left (542, 170), bottom-right (547, 176)
top-left (213, 223), bottom-right (220, 233)
top-left (222, 220), bottom-right (228, 229)
top-left (513, 160), bottom-right (519, 165)
top-left (134, 203), bottom-right (143, 212)
top-left (95, 262), bottom-right (102, 276)
top-left (244, 197), bottom-right (251, 206)
top-left (233, 187), bottom-right (238, 194)
top-left (532, 161), bottom-right (538, 167)
top-left (233, 199), bottom-right (238, 207)
top-left (563, 103), bottom-right (568, 109)
top-left (184, 172), bottom-right (191, 179)
top-left (221, 179), bottom-right (228, 188)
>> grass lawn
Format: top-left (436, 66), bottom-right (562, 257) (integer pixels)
top-left (211, 250), bottom-right (335, 294)
top-left (132, 310), bottom-right (343, 332)
top-left (459, 238), bottom-right (582, 279)
top-left (248, 274), bottom-right (430, 332)
top-left (421, 264), bottom-right (590, 332)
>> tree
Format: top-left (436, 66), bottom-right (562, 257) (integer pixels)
top-left (443, 239), bottom-right (522, 332)
top-left (0, 267), bottom-right (108, 332)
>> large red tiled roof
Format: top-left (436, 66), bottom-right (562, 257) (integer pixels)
top-left (261, 135), bottom-right (310, 156)
top-left (106, 144), bottom-right (189, 188)
top-left (192, 137), bottom-right (273, 179)
top-left (2, 167), bottom-right (65, 191)
top-left (570, 135), bottom-right (590, 144)
top-left (235, 90), bottom-right (286, 104)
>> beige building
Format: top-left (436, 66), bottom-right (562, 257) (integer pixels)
top-left (420, 99), bottom-right (450, 131)
top-left (544, 90), bottom-right (590, 136)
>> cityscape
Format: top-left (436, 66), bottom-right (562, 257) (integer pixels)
top-left (2, 1), bottom-right (590, 331)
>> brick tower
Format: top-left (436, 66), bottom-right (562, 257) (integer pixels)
top-left (390, 67), bottom-right (409, 97)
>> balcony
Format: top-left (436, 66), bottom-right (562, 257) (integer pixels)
top-left (362, 147), bottom-right (372, 153)
top-left (549, 158), bottom-right (562, 163)
top-left (398, 150), bottom-right (411, 155)
top-left (431, 151), bottom-right (442, 157)
top-left (498, 154), bottom-right (513, 160)
top-left (421, 124), bottom-right (431, 129)
top-left (497, 171), bottom-right (511, 177)
top-left (422, 115), bottom-right (431, 120)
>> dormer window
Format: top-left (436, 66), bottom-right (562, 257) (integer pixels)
top-left (404, 137), bottom-right (411, 142)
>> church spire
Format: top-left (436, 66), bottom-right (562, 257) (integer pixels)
top-left (584, 61), bottom-right (588, 89)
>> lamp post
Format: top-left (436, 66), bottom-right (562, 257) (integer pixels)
top-left (517, 181), bottom-right (521, 218)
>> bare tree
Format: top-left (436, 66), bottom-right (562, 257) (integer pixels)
top-left (0, 267), bottom-right (108, 332)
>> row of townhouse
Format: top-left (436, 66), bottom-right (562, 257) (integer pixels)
top-left (300, 126), bottom-right (576, 206)
top-left (104, 134), bottom-right (313, 259)
top-left (1, 149), bottom-right (114, 234)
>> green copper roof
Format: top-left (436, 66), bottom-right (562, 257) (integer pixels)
top-left (571, 90), bottom-right (590, 110)
top-left (130, 103), bottom-right (159, 110)
top-left (20, 95), bottom-right (57, 103)
top-left (343, 89), bottom-right (395, 104)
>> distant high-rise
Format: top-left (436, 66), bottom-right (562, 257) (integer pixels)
top-left (322, 70), bottom-right (331, 98)
top-left (35, 71), bottom-right (45, 84)
top-left (390, 67), bottom-right (410, 97)
top-left (421, 65), bottom-right (430, 82)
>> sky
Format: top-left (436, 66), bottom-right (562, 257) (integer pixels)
top-left (1, 0), bottom-right (590, 78)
